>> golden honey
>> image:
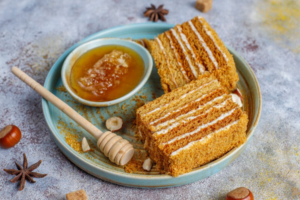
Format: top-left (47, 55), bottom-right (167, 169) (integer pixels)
top-left (70, 45), bottom-right (144, 102)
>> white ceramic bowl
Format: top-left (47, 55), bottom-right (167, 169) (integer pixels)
top-left (61, 38), bottom-right (153, 107)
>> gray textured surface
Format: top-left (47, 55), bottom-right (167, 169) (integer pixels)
top-left (1, 0), bottom-right (300, 199)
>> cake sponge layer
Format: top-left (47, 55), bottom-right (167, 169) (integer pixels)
top-left (136, 74), bottom-right (248, 176)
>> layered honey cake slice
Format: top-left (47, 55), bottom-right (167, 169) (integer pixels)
top-left (147, 16), bottom-right (238, 93)
top-left (136, 74), bottom-right (248, 177)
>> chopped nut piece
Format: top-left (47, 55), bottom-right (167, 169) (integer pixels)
top-left (106, 117), bottom-right (123, 132)
top-left (66, 189), bottom-right (88, 200)
top-left (81, 137), bottom-right (90, 152)
top-left (142, 157), bottom-right (153, 171)
top-left (195, 0), bottom-right (213, 13)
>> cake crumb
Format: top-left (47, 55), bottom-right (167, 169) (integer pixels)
top-left (100, 115), bottom-right (105, 121)
top-left (56, 85), bottom-right (67, 92)
top-left (195, 0), bottom-right (213, 13)
top-left (124, 157), bottom-right (144, 173)
top-left (132, 119), bottom-right (136, 125)
top-left (152, 93), bottom-right (156, 99)
top-left (137, 99), bottom-right (144, 107)
top-left (124, 150), bottom-right (147, 173)
top-left (65, 132), bottom-right (82, 153)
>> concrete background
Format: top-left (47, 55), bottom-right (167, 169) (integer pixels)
top-left (1, 0), bottom-right (300, 199)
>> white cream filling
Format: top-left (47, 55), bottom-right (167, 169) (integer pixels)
top-left (156, 99), bottom-right (234, 137)
top-left (155, 37), bottom-right (178, 88)
top-left (170, 120), bottom-right (239, 157)
top-left (161, 107), bottom-right (237, 145)
top-left (153, 96), bottom-right (229, 132)
top-left (150, 92), bottom-right (210, 125)
top-left (170, 29), bottom-right (198, 78)
top-left (176, 26), bottom-right (206, 74)
top-left (144, 80), bottom-right (216, 116)
top-left (230, 93), bottom-right (243, 107)
top-left (165, 32), bottom-right (190, 82)
top-left (197, 16), bottom-right (229, 63)
top-left (151, 94), bottom-right (226, 130)
top-left (188, 21), bottom-right (219, 69)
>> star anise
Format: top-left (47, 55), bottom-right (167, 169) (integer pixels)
top-left (144, 4), bottom-right (169, 22)
top-left (3, 153), bottom-right (47, 191)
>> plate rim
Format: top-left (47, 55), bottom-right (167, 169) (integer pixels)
top-left (42, 22), bottom-right (262, 187)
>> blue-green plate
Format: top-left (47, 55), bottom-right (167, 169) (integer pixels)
top-left (42, 23), bottom-right (261, 188)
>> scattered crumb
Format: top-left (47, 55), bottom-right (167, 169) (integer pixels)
top-left (135, 99), bottom-right (145, 108)
top-left (122, 104), bottom-right (128, 110)
top-left (100, 115), bottom-right (105, 121)
top-left (152, 93), bottom-right (156, 99)
top-left (124, 157), bottom-right (144, 173)
top-left (124, 149), bottom-right (148, 173)
top-left (57, 117), bottom-right (83, 153)
top-left (56, 85), bottom-right (67, 92)
top-left (65, 132), bottom-right (82, 153)
top-left (132, 119), bottom-right (136, 125)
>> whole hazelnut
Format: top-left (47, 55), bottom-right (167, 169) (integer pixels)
top-left (226, 187), bottom-right (254, 200)
top-left (0, 125), bottom-right (22, 149)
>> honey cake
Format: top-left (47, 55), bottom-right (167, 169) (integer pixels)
top-left (136, 74), bottom-right (248, 177)
top-left (146, 16), bottom-right (239, 93)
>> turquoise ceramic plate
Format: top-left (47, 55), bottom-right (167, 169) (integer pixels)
top-left (42, 23), bottom-right (261, 188)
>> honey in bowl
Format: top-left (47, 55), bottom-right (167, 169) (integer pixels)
top-left (70, 45), bottom-right (144, 102)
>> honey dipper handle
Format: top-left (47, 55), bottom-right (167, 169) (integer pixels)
top-left (11, 67), bottom-right (103, 139)
top-left (11, 67), bottom-right (134, 165)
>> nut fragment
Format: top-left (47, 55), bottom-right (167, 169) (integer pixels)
top-left (195, 0), bottom-right (213, 13)
top-left (143, 157), bottom-right (153, 171)
top-left (105, 117), bottom-right (123, 132)
top-left (81, 137), bottom-right (90, 152)
top-left (226, 187), bottom-right (254, 200)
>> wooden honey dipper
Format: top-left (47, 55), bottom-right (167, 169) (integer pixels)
top-left (11, 67), bottom-right (134, 166)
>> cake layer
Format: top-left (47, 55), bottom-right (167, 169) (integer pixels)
top-left (138, 73), bottom-right (219, 122)
top-left (147, 16), bottom-right (239, 93)
top-left (155, 100), bottom-right (239, 145)
top-left (149, 88), bottom-right (227, 129)
top-left (136, 74), bottom-right (248, 176)
top-left (167, 113), bottom-right (248, 176)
